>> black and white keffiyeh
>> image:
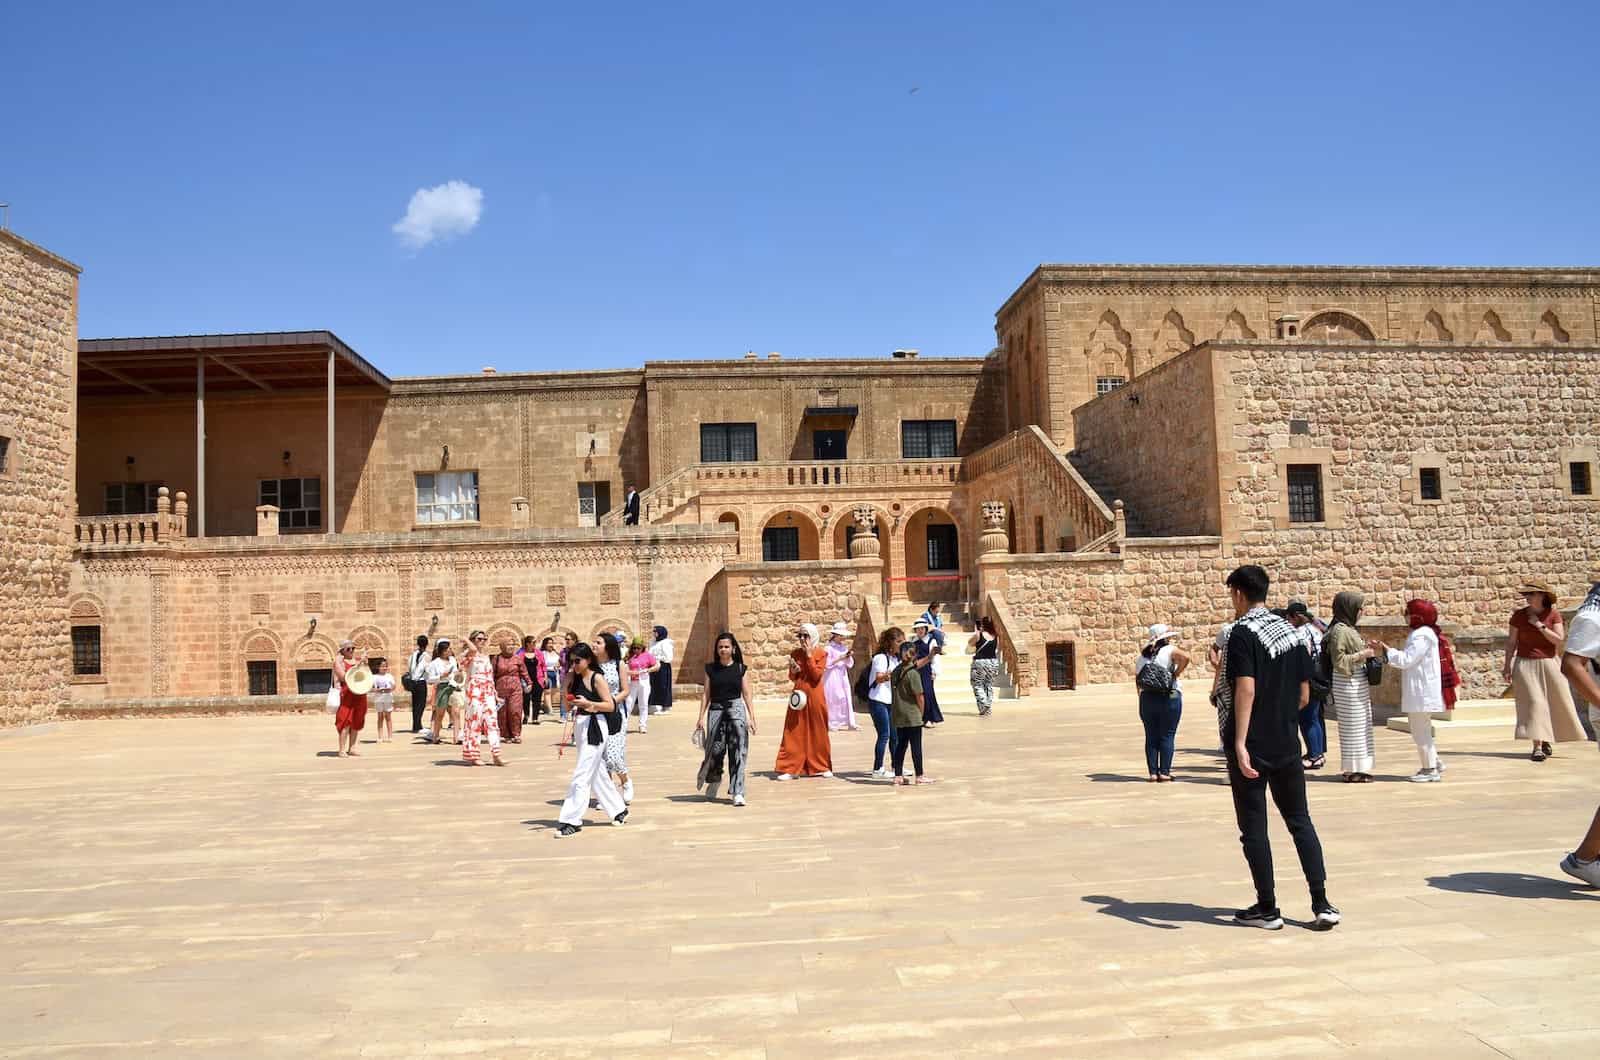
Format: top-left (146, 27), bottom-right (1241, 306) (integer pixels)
top-left (1579, 583), bottom-right (1600, 620)
top-left (1213, 606), bottom-right (1302, 740)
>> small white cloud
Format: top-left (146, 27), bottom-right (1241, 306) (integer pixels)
top-left (392, 180), bottom-right (483, 249)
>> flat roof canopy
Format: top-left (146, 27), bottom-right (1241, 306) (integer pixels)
top-left (803, 405), bottom-right (859, 418)
top-left (78, 331), bottom-right (390, 399)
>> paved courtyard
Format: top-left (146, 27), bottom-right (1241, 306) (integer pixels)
top-left (2, 686), bottom-right (1598, 1058)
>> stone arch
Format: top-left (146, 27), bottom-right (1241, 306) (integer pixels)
top-left (347, 624), bottom-right (388, 662)
top-left (1084, 309), bottom-right (1134, 380)
top-left (757, 506), bottom-right (822, 562)
top-left (714, 511), bottom-right (741, 555)
top-left (1535, 309), bottom-right (1571, 344)
top-left (902, 503), bottom-right (964, 609)
top-left (1300, 310), bottom-right (1376, 342)
top-left (1152, 309), bottom-right (1196, 362)
top-left (485, 622), bottom-right (525, 654)
top-left (1420, 309), bottom-right (1453, 342)
top-left (68, 593), bottom-right (106, 621)
top-left (292, 633), bottom-right (338, 667)
top-left (1473, 310), bottom-right (1511, 343)
top-left (1217, 309), bottom-right (1258, 340)
top-left (588, 618), bottom-right (634, 644)
top-left (239, 627), bottom-right (283, 660)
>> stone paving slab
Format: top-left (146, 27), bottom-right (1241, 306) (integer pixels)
top-left (1, 685), bottom-right (1596, 1058)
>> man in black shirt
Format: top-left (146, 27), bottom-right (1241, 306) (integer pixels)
top-left (1221, 565), bottom-right (1339, 931)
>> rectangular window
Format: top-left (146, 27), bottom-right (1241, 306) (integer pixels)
top-left (577, 481), bottom-right (612, 527)
top-left (762, 526), bottom-right (800, 562)
top-left (1035, 516), bottom-right (1045, 553)
top-left (247, 660), bottom-right (278, 696)
top-left (1046, 641), bottom-right (1076, 691)
top-left (0, 435), bottom-right (10, 474)
top-left (812, 429), bottom-right (848, 461)
top-left (926, 523), bottom-right (960, 571)
top-left (104, 482), bottom-right (164, 515)
top-left (700, 423), bottom-right (758, 463)
top-left (258, 477), bottom-right (322, 530)
top-left (415, 470), bottom-right (479, 524)
top-left (1419, 467), bottom-right (1443, 501)
top-left (296, 668), bottom-right (333, 695)
top-left (71, 625), bottom-right (102, 676)
top-left (1286, 464), bottom-right (1325, 523)
top-left (1572, 462), bottom-right (1594, 497)
top-left (1096, 376), bottom-right (1126, 396)
top-left (901, 420), bottom-right (958, 459)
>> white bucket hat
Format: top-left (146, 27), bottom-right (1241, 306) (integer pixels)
top-left (1146, 623), bottom-right (1178, 648)
top-left (829, 621), bottom-right (850, 638)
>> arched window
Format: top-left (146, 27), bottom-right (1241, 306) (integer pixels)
top-left (1300, 311), bottom-right (1376, 342)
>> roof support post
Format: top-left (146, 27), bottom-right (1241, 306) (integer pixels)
top-left (195, 353), bottom-right (206, 537)
top-left (326, 350), bottom-right (336, 534)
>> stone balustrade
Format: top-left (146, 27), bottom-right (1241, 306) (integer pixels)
top-left (74, 487), bottom-right (188, 549)
top-left (964, 426), bottom-right (1117, 549)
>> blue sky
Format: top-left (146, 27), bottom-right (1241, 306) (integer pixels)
top-left (6, 1), bottom-right (1597, 375)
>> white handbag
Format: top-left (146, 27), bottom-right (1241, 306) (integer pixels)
top-left (324, 686), bottom-right (341, 712)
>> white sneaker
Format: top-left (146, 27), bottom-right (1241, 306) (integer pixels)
top-left (1410, 768), bottom-right (1440, 783)
top-left (819, 770), bottom-right (834, 778)
top-left (732, 794), bottom-right (745, 807)
top-left (776, 773), bottom-right (795, 781)
top-left (1560, 853), bottom-right (1600, 887)
top-left (705, 782), bottom-right (720, 802)
top-left (622, 779), bottom-right (635, 803)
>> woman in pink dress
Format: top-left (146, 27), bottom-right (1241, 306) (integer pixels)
top-left (459, 630), bottom-right (506, 766)
top-left (822, 621), bottom-right (858, 732)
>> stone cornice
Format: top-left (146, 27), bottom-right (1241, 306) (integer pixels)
top-left (996, 263), bottom-right (1600, 323)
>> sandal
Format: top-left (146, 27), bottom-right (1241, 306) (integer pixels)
top-left (1541, 742), bottom-right (1554, 758)
top-left (1532, 748), bottom-right (1547, 762)
top-left (1303, 755), bottom-right (1326, 770)
top-left (1355, 773), bottom-right (1373, 783)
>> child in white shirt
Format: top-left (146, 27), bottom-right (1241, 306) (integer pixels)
top-left (371, 659), bottom-right (396, 742)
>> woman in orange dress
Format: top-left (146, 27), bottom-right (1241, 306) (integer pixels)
top-left (775, 622), bottom-right (833, 780)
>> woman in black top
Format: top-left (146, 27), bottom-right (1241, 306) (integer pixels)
top-left (554, 643), bottom-right (628, 838)
top-left (695, 632), bottom-right (758, 806)
top-left (967, 616), bottom-right (1002, 717)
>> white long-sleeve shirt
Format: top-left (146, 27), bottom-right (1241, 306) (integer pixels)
top-left (1386, 627), bottom-right (1444, 713)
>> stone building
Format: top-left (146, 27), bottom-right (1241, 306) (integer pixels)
top-left (30, 260), bottom-right (1600, 718)
top-left (0, 230), bottom-right (80, 726)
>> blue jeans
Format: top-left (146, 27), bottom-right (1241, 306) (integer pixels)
top-left (1138, 690), bottom-right (1183, 776)
top-left (869, 701), bottom-right (896, 771)
top-left (1299, 698), bottom-right (1327, 759)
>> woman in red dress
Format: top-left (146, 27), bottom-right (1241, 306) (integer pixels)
top-left (775, 623), bottom-right (833, 780)
top-left (494, 635), bottom-right (525, 743)
top-left (333, 639), bottom-right (368, 758)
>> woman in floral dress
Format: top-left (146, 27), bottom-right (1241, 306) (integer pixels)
top-left (459, 630), bottom-right (506, 765)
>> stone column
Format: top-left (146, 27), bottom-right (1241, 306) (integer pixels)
top-left (174, 491), bottom-right (189, 536)
top-left (847, 506), bottom-right (880, 558)
top-left (975, 500), bottom-right (1010, 605)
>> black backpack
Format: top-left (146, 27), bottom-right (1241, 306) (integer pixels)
top-left (1135, 654), bottom-right (1175, 694)
top-left (1310, 629), bottom-right (1333, 698)
top-left (853, 657), bottom-right (879, 703)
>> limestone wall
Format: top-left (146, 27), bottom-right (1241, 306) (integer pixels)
top-left (1070, 349), bottom-right (1220, 537)
top-left (996, 265), bottom-right (1600, 447)
top-left (717, 559), bottom-right (882, 697)
top-left (0, 231), bottom-right (79, 727)
top-left (69, 526), bottom-right (734, 703)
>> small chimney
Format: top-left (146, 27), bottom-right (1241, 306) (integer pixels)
top-left (892, 348), bottom-right (920, 359)
top-left (481, 366), bottom-right (497, 375)
top-left (744, 351), bottom-right (758, 360)
top-left (767, 351), bottom-right (782, 360)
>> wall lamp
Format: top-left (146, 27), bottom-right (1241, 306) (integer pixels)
top-left (126, 455), bottom-right (135, 466)
top-left (282, 450), bottom-right (292, 465)
top-left (442, 445), bottom-right (450, 469)
top-left (308, 616), bottom-right (318, 635)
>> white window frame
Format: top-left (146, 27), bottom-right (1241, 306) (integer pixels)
top-left (1096, 376), bottom-right (1126, 396)
top-left (415, 470), bottom-right (480, 525)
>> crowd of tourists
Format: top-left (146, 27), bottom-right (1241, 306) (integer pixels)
top-left (1132, 566), bottom-right (1600, 927)
top-left (323, 566), bottom-right (1600, 901)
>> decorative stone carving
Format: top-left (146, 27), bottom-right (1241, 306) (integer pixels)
top-left (356, 591), bottom-right (377, 612)
top-left (422, 589), bottom-right (444, 610)
top-left (249, 593), bottom-right (270, 614)
top-left (546, 585), bottom-right (567, 607)
top-left (303, 592), bottom-right (323, 612)
top-left (492, 586), bottom-right (513, 608)
top-left (848, 506), bottom-right (881, 559)
top-left (979, 501), bottom-right (1009, 555)
top-left (600, 583), bottom-right (621, 606)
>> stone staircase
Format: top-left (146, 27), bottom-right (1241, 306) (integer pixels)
top-left (1065, 451), bottom-right (1151, 537)
top-left (880, 603), bottom-right (1017, 701)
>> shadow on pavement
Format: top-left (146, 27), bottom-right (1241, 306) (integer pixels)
top-left (1081, 895), bottom-right (1238, 930)
top-left (1426, 872), bottom-right (1600, 900)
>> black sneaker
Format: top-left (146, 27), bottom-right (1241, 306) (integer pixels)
top-left (612, 810), bottom-right (628, 826)
top-left (1233, 903), bottom-right (1284, 930)
top-left (1311, 903), bottom-right (1342, 930)
top-left (554, 824), bottom-right (581, 838)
